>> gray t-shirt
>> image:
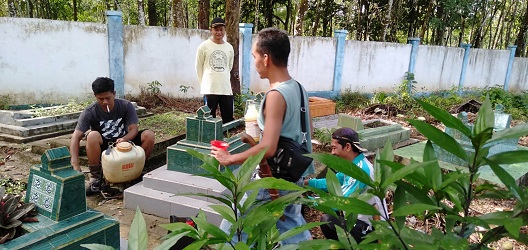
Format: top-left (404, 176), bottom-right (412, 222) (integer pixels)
top-left (75, 98), bottom-right (138, 141)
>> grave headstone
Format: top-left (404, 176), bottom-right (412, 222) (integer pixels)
top-left (166, 106), bottom-right (249, 174)
top-left (433, 108), bottom-right (519, 166)
top-left (2, 147), bottom-right (119, 249)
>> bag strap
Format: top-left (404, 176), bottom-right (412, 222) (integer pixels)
top-left (295, 81), bottom-right (308, 144)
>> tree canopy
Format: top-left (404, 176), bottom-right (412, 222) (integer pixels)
top-left (1, 0), bottom-right (527, 57)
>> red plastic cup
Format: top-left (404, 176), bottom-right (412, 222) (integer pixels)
top-left (211, 140), bottom-right (229, 151)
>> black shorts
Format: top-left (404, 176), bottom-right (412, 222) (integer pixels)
top-left (95, 130), bottom-right (145, 151)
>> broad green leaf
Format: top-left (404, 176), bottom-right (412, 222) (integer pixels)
top-left (309, 153), bottom-right (373, 187)
top-left (487, 122), bottom-right (528, 144)
top-left (379, 141), bottom-right (395, 186)
top-left (177, 193), bottom-right (232, 208)
top-left (378, 160), bottom-right (425, 189)
top-left (382, 160), bottom-right (437, 189)
top-left (471, 127), bottom-right (493, 152)
top-left (485, 159), bottom-right (524, 202)
top-left (344, 212), bottom-right (358, 238)
top-left (244, 192), bottom-right (303, 226)
top-left (395, 180), bottom-right (436, 206)
top-left (237, 148), bottom-right (266, 187)
top-left (505, 218), bottom-right (526, 239)
top-left (241, 188), bottom-right (260, 211)
top-left (233, 242), bottom-right (251, 250)
top-left (241, 177), bottom-right (304, 194)
top-left (297, 239), bottom-right (345, 249)
top-left (79, 244), bottom-right (115, 250)
top-left (473, 95), bottom-right (494, 135)
top-left (408, 119), bottom-right (468, 161)
top-left (392, 186), bottom-right (407, 230)
top-left (437, 232), bottom-right (468, 250)
top-left (392, 204), bottom-right (441, 217)
top-left (128, 206), bottom-right (148, 250)
top-left (153, 232), bottom-right (190, 250)
top-left (182, 239), bottom-right (208, 250)
top-left (478, 211), bottom-right (514, 225)
top-left (160, 222), bottom-right (196, 234)
top-left (325, 169), bottom-right (343, 197)
top-left (474, 146), bottom-right (490, 168)
top-left (438, 171), bottom-right (469, 191)
top-left (487, 150), bottom-right (528, 165)
top-left (276, 222), bottom-right (325, 243)
top-left (443, 186), bottom-right (464, 212)
top-left (186, 149), bottom-right (220, 168)
top-left (192, 211), bottom-right (230, 241)
top-left (210, 204), bottom-right (236, 224)
top-left (414, 98), bottom-right (472, 137)
top-left (399, 226), bottom-right (436, 247)
top-left (315, 196), bottom-right (380, 216)
top-left (335, 225), bottom-right (353, 250)
top-left (422, 141), bottom-right (442, 191)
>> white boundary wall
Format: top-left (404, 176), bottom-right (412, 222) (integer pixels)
top-left (1, 17), bottom-right (528, 104)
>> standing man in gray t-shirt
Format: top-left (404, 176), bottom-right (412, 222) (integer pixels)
top-left (70, 77), bottom-right (155, 195)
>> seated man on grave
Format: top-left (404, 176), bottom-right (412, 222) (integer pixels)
top-left (303, 127), bottom-right (388, 243)
top-left (70, 77), bottom-right (155, 196)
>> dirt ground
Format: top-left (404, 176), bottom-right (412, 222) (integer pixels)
top-left (1, 98), bottom-right (527, 249)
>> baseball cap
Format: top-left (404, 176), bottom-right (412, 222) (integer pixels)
top-left (211, 17), bottom-right (225, 28)
top-left (332, 127), bottom-right (367, 152)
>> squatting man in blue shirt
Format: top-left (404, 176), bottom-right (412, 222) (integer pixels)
top-left (303, 127), bottom-right (388, 243)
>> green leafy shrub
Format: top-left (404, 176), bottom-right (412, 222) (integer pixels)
top-left (83, 96), bottom-right (528, 249)
top-left (0, 95), bottom-right (13, 110)
top-left (31, 99), bottom-right (90, 118)
top-left (306, 95), bottom-right (528, 249)
top-left (335, 88), bottom-right (370, 112)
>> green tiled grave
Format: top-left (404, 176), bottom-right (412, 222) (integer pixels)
top-left (395, 141), bottom-right (528, 186)
top-left (336, 114), bottom-right (411, 151)
top-left (433, 107), bottom-right (519, 166)
top-left (167, 106), bottom-right (249, 174)
top-left (2, 147), bottom-right (119, 249)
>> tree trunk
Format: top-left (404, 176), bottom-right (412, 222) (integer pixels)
top-left (419, 0), bottom-right (434, 43)
top-left (148, 0), bottom-right (158, 26)
top-left (138, 0), bottom-right (146, 25)
top-left (505, 0), bottom-right (519, 46)
top-left (514, 3), bottom-right (528, 57)
top-left (491, 0), bottom-right (507, 49)
top-left (294, 0), bottom-right (308, 36)
top-left (311, 0), bottom-right (321, 36)
top-left (382, 0), bottom-right (394, 42)
top-left (407, 0), bottom-right (418, 38)
top-left (254, 0), bottom-right (259, 32)
top-left (225, 0), bottom-right (241, 95)
top-left (434, 1), bottom-right (445, 45)
top-left (263, 0), bottom-right (273, 27)
top-left (172, 0), bottom-right (185, 27)
top-left (8, 0), bottom-right (16, 17)
top-left (284, 0), bottom-right (291, 32)
top-left (28, 0), bottom-right (34, 18)
top-left (198, 0), bottom-right (210, 29)
top-left (73, 0), bottom-right (77, 21)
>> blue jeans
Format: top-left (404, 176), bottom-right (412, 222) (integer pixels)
top-left (219, 178), bottom-right (311, 245)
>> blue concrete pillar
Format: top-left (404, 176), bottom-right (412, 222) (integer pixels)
top-left (503, 45), bottom-right (517, 91)
top-left (407, 38), bottom-right (420, 95)
top-left (106, 11), bottom-right (124, 98)
top-left (332, 30), bottom-right (348, 93)
top-left (458, 44), bottom-right (472, 95)
top-left (239, 23), bottom-right (254, 94)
